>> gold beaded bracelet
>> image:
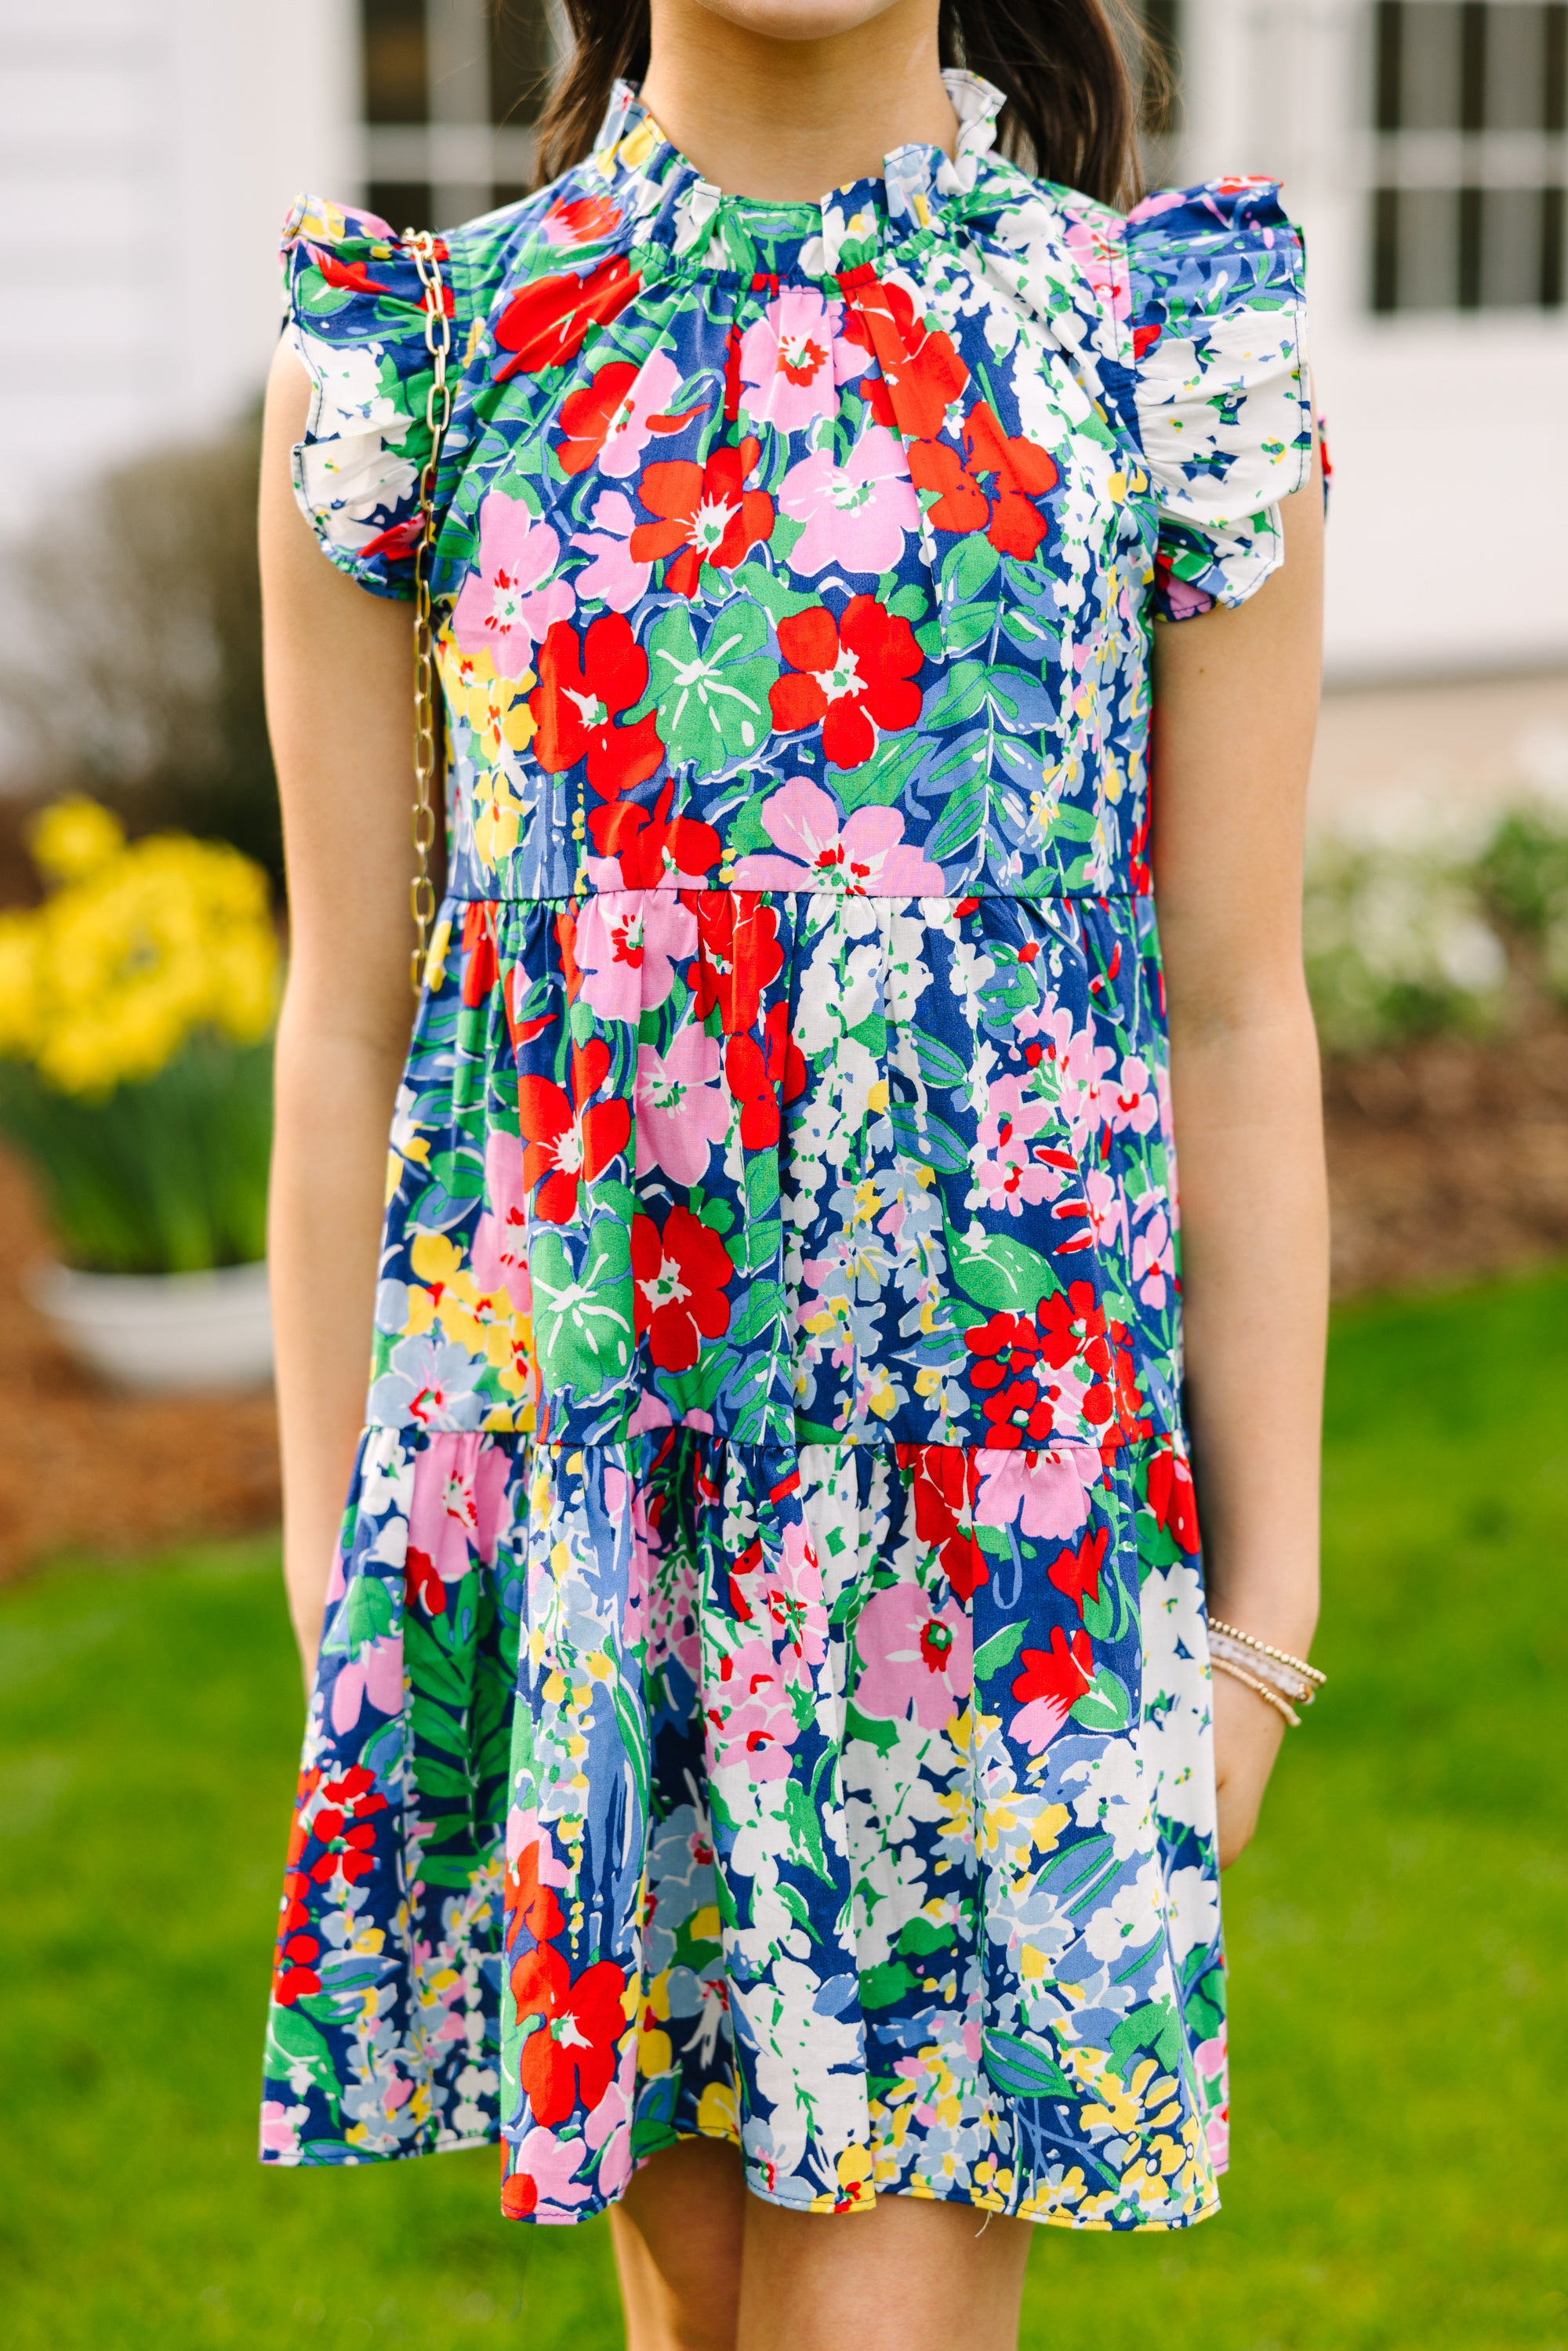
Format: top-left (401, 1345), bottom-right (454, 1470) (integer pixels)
top-left (1207, 1618), bottom-right (1325, 1729)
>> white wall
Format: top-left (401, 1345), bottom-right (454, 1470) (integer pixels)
top-left (0, 0), bottom-right (361, 532)
top-left (1176, 0), bottom-right (1568, 684)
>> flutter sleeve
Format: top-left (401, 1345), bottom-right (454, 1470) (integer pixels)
top-left (1124, 180), bottom-right (1312, 622)
top-left (279, 194), bottom-right (464, 599)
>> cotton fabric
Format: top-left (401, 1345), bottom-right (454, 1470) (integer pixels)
top-left (260, 71), bottom-right (1310, 2231)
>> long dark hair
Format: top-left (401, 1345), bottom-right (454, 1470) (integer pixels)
top-left (532, 2), bottom-right (1166, 210)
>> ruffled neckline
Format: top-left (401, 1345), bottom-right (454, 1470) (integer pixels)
top-left (589, 67), bottom-right (1005, 278)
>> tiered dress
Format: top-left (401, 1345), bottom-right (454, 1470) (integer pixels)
top-left (260, 69), bottom-right (1311, 2233)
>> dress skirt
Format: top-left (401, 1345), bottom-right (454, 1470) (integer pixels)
top-left (260, 883), bottom-right (1229, 2231)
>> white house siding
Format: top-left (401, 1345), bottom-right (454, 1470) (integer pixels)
top-left (1174, 0), bottom-right (1568, 683)
top-left (0, 0), bottom-right (360, 531)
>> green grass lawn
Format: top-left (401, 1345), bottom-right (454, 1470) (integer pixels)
top-left (3, 1271), bottom-right (1566, 2350)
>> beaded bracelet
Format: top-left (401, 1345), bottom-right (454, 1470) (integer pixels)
top-left (1208, 1617), bottom-right (1325, 1729)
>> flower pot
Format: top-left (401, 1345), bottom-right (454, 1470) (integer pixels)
top-left (24, 1257), bottom-right (273, 1394)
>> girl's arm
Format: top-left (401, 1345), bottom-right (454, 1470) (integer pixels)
top-left (259, 339), bottom-right (424, 1682)
top-left (1151, 456), bottom-right (1328, 1867)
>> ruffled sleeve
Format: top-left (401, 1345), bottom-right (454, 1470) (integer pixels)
top-left (280, 195), bottom-right (466, 599)
top-left (1124, 181), bottom-right (1312, 622)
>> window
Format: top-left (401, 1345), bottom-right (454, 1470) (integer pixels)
top-left (361, 0), bottom-right (557, 233)
top-left (1371, 2), bottom-right (1568, 310)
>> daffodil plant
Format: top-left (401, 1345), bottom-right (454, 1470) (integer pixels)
top-left (0, 797), bottom-right (279, 1273)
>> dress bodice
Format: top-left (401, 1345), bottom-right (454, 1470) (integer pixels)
top-left (281, 71), bottom-right (1310, 907)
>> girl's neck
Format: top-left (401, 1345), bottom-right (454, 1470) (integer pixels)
top-left (637, 0), bottom-right (958, 203)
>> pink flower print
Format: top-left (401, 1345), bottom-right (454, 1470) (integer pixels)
top-left (569, 488), bottom-right (653, 613)
top-left (728, 1516), bottom-right (828, 1669)
top-left (975, 1076), bottom-right (1074, 1216)
top-left (329, 1631), bottom-right (406, 1734)
top-left (260, 2099), bottom-right (308, 2161)
top-left (573, 888), bottom-right (697, 1025)
top-left (974, 1442), bottom-right (1098, 1541)
top-left (708, 1635), bottom-right (803, 1781)
top-left (1107, 1053), bottom-right (1158, 1135)
top-left (737, 287), bottom-right (860, 433)
top-left (407, 1430), bottom-right (514, 1584)
top-left (855, 1583), bottom-right (972, 1731)
top-left (452, 493), bottom-right (574, 679)
top-left (471, 1128), bottom-right (530, 1309)
top-left (583, 2041), bottom-right (636, 2198)
top-left (1131, 1203), bottom-right (1173, 1307)
top-left (634, 1023), bottom-right (733, 1186)
top-left (509, 2124), bottom-right (594, 2219)
top-left (1082, 1164), bottom-right (1127, 1254)
top-left (597, 350), bottom-right (689, 479)
top-left (732, 778), bottom-right (945, 895)
top-left (779, 426), bottom-right (920, 577)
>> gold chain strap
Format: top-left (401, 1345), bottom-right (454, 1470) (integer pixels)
top-left (406, 230), bottom-right (454, 997)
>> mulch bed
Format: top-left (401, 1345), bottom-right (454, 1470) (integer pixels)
top-left (2, 1014), bottom-right (1565, 1583)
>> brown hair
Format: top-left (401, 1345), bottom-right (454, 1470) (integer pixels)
top-left (532, 2), bottom-right (1166, 210)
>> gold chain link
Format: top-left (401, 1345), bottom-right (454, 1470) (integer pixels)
top-left (406, 230), bottom-right (454, 996)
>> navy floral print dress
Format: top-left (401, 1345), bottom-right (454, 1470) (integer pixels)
top-left (260, 70), bottom-right (1312, 2232)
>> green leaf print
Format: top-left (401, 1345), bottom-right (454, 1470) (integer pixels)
top-left (1108, 1997), bottom-right (1185, 2081)
top-left (637, 602), bottom-right (778, 776)
top-left (1068, 1666), bottom-right (1132, 1733)
top-left (265, 2006), bottom-right (342, 2117)
top-left (971, 1620), bottom-right (1027, 1685)
top-left (946, 1219), bottom-right (1058, 1315)
top-left (729, 561), bottom-right (818, 626)
top-left (982, 2026), bottom-right (1076, 2102)
top-left (860, 1961), bottom-right (918, 2009)
top-left (344, 1574), bottom-right (395, 1651)
top-left (529, 1220), bottom-right (634, 1401)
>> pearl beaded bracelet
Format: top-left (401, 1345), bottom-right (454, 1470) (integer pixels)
top-left (1207, 1618), bottom-right (1325, 1729)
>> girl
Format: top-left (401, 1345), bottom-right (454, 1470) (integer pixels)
top-left (258, 4), bottom-right (1327, 2344)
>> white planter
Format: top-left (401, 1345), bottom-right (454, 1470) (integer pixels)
top-left (25, 1257), bottom-right (274, 1395)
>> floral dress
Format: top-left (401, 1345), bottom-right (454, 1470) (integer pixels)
top-left (260, 70), bottom-right (1311, 2233)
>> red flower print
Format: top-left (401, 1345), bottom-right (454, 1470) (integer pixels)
top-left (310, 241), bottom-right (454, 310)
top-left (510, 1946), bottom-right (627, 2126)
top-left (493, 254), bottom-right (641, 380)
top-left (517, 1035), bottom-right (631, 1223)
top-left (1146, 1442), bottom-right (1201, 1552)
top-left (769, 596), bottom-right (922, 770)
top-left (306, 1765), bottom-right (388, 1888)
top-left (589, 789), bottom-right (723, 885)
top-left (724, 1001), bottom-right (807, 1150)
top-left (1047, 1526), bottom-right (1109, 1616)
top-left (630, 438), bottom-right (775, 597)
top-left (632, 1206), bottom-right (734, 1372)
top-left (898, 1442), bottom-right (986, 1601)
top-left (504, 1838), bottom-right (567, 1955)
top-left (1012, 1624), bottom-right (1095, 1711)
top-left (543, 192), bottom-right (622, 247)
top-left (689, 894), bottom-right (785, 1035)
top-left (554, 358), bottom-right (705, 477)
top-left (405, 1545), bottom-right (446, 1616)
top-left (965, 1308), bottom-right (1047, 1391)
top-left (528, 615), bottom-right (664, 800)
top-left (983, 1377), bottom-right (1056, 1449)
top-left (555, 361), bottom-right (641, 475)
top-left (838, 269), bottom-right (969, 438)
top-left (908, 400), bottom-right (1058, 561)
top-left (271, 1923), bottom-right (322, 2007)
top-left (1036, 1281), bottom-right (1106, 1369)
top-left (501, 2171), bottom-right (539, 2219)
top-left (460, 901), bottom-right (499, 1009)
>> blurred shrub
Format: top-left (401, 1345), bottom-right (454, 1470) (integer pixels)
top-left (1304, 795), bottom-right (1568, 1057)
top-left (0, 417), bottom-right (281, 887)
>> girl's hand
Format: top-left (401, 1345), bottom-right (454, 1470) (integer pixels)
top-left (1212, 1667), bottom-right (1289, 1870)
